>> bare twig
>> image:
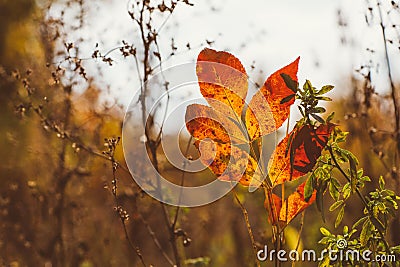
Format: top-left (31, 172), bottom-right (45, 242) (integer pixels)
top-left (107, 138), bottom-right (147, 267)
top-left (139, 215), bottom-right (175, 266)
top-left (376, 0), bottom-right (400, 179)
top-left (233, 188), bottom-right (260, 267)
top-left (291, 212), bottom-right (305, 267)
top-left (172, 136), bottom-right (193, 229)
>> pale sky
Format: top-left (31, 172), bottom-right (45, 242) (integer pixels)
top-left (52, 0), bottom-right (400, 109)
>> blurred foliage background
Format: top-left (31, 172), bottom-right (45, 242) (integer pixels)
top-left (0, 0), bottom-right (399, 266)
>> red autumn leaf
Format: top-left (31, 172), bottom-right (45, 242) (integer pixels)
top-left (245, 57), bottom-right (300, 140)
top-left (289, 123), bottom-right (335, 174)
top-left (268, 123), bottom-right (335, 186)
top-left (265, 123), bottom-right (335, 224)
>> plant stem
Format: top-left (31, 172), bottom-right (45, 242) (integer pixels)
top-left (376, 0), bottom-right (400, 159)
top-left (327, 145), bottom-right (391, 256)
top-left (233, 188), bottom-right (261, 267)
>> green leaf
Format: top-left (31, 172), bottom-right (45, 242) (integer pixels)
top-left (185, 257), bottom-right (211, 265)
top-left (334, 147), bottom-right (347, 162)
top-left (303, 80), bottom-right (313, 91)
top-left (326, 112), bottom-right (335, 122)
top-left (304, 174), bottom-right (315, 202)
top-left (320, 227), bottom-right (332, 236)
top-left (342, 183), bottom-right (351, 200)
top-left (346, 153), bottom-right (358, 192)
top-left (335, 205), bottom-right (345, 228)
top-left (317, 186), bottom-right (326, 222)
top-left (352, 216), bottom-right (368, 229)
top-left (329, 200), bottom-right (344, 212)
top-left (312, 107), bottom-right (327, 114)
top-left (280, 94), bottom-right (296, 104)
top-left (390, 245), bottom-right (400, 253)
top-left (373, 205), bottom-right (379, 218)
top-left (331, 178), bottom-right (341, 188)
top-left (318, 236), bottom-right (332, 245)
top-left (311, 113), bottom-right (325, 123)
top-left (280, 73), bottom-right (298, 93)
top-left (315, 96), bottom-right (333, 101)
top-left (379, 176), bottom-right (385, 190)
top-left (317, 85), bottom-right (334, 95)
top-left (329, 180), bottom-right (340, 201)
top-left (360, 219), bottom-right (373, 246)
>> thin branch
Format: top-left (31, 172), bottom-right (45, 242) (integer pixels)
top-left (121, 220), bottom-right (147, 267)
top-left (172, 136), bottom-right (193, 229)
top-left (139, 214), bottom-right (175, 266)
top-left (133, 1), bottom-right (183, 264)
top-left (291, 212), bottom-right (305, 267)
top-left (233, 188), bottom-right (261, 267)
top-left (110, 146), bottom-right (146, 267)
top-left (376, 0), bottom-right (400, 180)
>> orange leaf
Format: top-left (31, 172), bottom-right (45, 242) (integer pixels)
top-left (268, 123), bottom-right (335, 186)
top-left (266, 182), bottom-right (316, 224)
top-left (264, 192), bottom-right (282, 225)
top-left (197, 48), bottom-right (248, 118)
top-left (195, 140), bottom-right (262, 186)
top-left (245, 57), bottom-right (300, 140)
top-left (185, 104), bottom-right (247, 144)
top-left (268, 131), bottom-right (306, 186)
top-left (186, 49), bottom-right (305, 189)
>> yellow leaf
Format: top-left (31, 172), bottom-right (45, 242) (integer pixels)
top-left (195, 140), bottom-right (262, 186)
top-left (185, 104), bottom-right (248, 144)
